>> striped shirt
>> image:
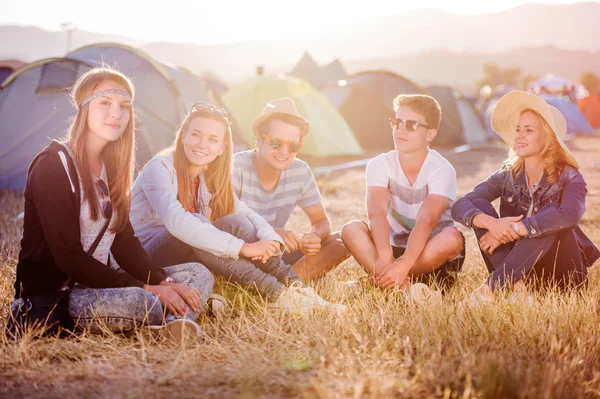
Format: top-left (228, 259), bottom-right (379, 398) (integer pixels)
top-left (366, 149), bottom-right (456, 248)
top-left (232, 150), bottom-right (322, 229)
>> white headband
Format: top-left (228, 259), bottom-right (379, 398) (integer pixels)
top-left (80, 89), bottom-right (132, 107)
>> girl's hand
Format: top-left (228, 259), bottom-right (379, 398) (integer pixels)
top-left (162, 281), bottom-right (202, 313)
top-left (479, 231), bottom-right (502, 255)
top-left (512, 221), bottom-right (529, 237)
top-left (143, 284), bottom-right (189, 316)
top-left (240, 241), bottom-right (280, 263)
top-left (484, 215), bottom-right (523, 243)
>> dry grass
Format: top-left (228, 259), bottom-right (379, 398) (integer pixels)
top-left (1, 138), bottom-right (600, 398)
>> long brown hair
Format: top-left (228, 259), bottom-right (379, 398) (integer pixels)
top-left (166, 108), bottom-right (235, 222)
top-left (67, 68), bottom-right (135, 233)
top-left (505, 109), bottom-right (579, 184)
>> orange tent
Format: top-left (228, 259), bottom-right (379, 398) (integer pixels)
top-left (578, 94), bottom-right (600, 128)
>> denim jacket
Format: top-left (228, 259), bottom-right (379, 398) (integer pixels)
top-left (130, 152), bottom-right (284, 259)
top-left (452, 165), bottom-right (599, 268)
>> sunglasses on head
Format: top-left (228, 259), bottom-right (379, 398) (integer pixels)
top-left (97, 180), bottom-right (113, 219)
top-left (191, 103), bottom-right (231, 123)
top-left (389, 117), bottom-right (431, 132)
top-left (261, 134), bottom-right (304, 153)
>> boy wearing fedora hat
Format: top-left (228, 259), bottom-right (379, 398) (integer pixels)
top-left (452, 90), bottom-right (599, 303)
top-left (232, 98), bottom-right (350, 281)
top-left (342, 94), bottom-right (465, 291)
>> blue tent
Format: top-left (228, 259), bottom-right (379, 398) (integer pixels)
top-left (541, 96), bottom-right (594, 135)
top-left (0, 58), bottom-right (92, 190)
top-left (427, 86), bottom-right (488, 147)
top-left (482, 94), bottom-right (593, 140)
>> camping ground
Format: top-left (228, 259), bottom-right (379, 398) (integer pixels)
top-left (1, 137), bottom-right (599, 398)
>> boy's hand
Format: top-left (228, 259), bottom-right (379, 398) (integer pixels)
top-left (276, 229), bottom-right (302, 252)
top-left (377, 257), bottom-right (411, 289)
top-left (299, 232), bottom-right (321, 255)
top-left (373, 253), bottom-right (395, 279)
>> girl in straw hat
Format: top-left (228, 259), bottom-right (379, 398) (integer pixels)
top-left (452, 90), bottom-right (599, 303)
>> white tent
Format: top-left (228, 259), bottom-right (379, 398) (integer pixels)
top-left (528, 73), bottom-right (583, 93)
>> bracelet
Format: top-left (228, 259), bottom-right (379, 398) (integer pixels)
top-left (511, 223), bottom-right (520, 234)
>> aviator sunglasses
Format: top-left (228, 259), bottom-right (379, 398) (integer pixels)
top-left (97, 180), bottom-right (113, 219)
top-left (389, 117), bottom-right (431, 132)
top-left (191, 103), bottom-right (231, 123)
top-left (261, 134), bottom-right (304, 153)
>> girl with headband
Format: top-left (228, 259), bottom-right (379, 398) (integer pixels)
top-left (9, 68), bottom-right (213, 341)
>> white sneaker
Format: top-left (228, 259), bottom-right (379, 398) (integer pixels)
top-left (508, 293), bottom-right (535, 305)
top-left (408, 283), bottom-right (442, 305)
top-left (139, 319), bottom-right (202, 344)
top-left (207, 294), bottom-right (228, 317)
top-left (270, 281), bottom-right (347, 312)
top-left (459, 292), bottom-right (494, 310)
top-left (297, 283), bottom-right (341, 307)
top-left (322, 279), bottom-right (362, 301)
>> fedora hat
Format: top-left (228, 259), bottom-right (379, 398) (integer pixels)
top-left (250, 98), bottom-right (310, 138)
top-left (491, 90), bottom-right (578, 168)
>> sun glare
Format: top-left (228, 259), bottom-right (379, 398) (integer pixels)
top-left (1, 0), bottom-right (591, 44)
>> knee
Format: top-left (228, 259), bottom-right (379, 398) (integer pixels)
top-left (323, 231), bottom-right (341, 245)
top-left (471, 199), bottom-right (497, 217)
top-left (324, 232), bottom-right (351, 259)
top-left (177, 262), bottom-right (215, 296)
top-left (441, 227), bottom-right (465, 258)
top-left (214, 214), bottom-right (257, 239)
top-left (341, 220), bottom-right (368, 244)
top-left (129, 287), bottom-right (164, 325)
top-left (191, 262), bottom-right (215, 292)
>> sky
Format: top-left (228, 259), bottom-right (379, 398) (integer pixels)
top-left (2, 0), bottom-right (596, 45)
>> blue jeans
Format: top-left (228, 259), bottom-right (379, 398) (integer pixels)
top-left (471, 199), bottom-right (588, 290)
top-left (68, 262), bottom-right (214, 333)
top-left (146, 214), bottom-right (299, 301)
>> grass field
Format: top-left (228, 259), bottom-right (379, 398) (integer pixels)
top-left (1, 138), bottom-right (599, 398)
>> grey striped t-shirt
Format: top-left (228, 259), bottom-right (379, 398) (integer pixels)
top-left (232, 150), bottom-right (322, 229)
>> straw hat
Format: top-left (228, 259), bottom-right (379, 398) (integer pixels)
top-left (491, 90), bottom-right (578, 167)
top-left (250, 98), bottom-right (310, 138)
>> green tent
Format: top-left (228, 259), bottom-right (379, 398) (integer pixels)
top-left (222, 75), bottom-right (363, 157)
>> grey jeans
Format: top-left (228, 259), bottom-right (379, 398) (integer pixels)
top-left (68, 262), bottom-right (214, 333)
top-left (146, 214), bottom-right (298, 301)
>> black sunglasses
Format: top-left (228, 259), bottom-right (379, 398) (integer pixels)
top-left (191, 103), bottom-right (231, 123)
top-left (97, 180), bottom-right (113, 219)
top-left (389, 117), bottom-right (431, 132)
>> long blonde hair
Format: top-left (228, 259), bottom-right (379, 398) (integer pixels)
top-left (167, 109), bottom-right (234, 222)
top-left (67, 68), bottom-right (135, 233)
top-left (505, 109), bottom-right (579, 184)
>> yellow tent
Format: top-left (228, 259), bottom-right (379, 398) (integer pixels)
top-left (222, 74), bottom-right (363, 157)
